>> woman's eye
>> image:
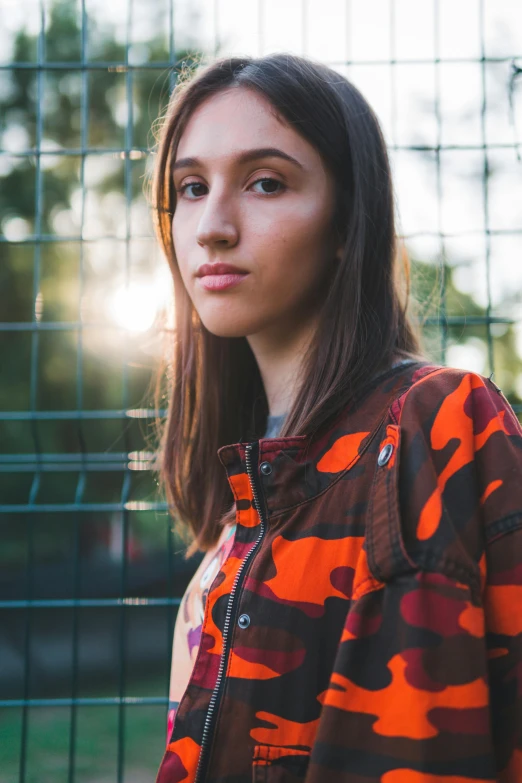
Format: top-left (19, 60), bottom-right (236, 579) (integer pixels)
top-left (251, 178), bottom-right (284, 195)
top-left (177, 177), bottom-right (284, 199)
top-left (178, 181), bottom-right (207, 199)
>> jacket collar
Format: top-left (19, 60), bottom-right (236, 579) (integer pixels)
top-left (217, 360), bottom-right (435, 518)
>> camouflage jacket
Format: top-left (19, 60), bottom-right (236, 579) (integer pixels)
top-left (155, 360), bottom-right (522, 783)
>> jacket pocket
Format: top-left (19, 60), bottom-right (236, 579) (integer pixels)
top-left (252, 745), bottom-right (310, 782)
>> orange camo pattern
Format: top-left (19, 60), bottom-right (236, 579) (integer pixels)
top-left (253, 747), bottom-right (310, 766)
top-left (252, 743), bottom-right (311, 780)
top-left (264, 534), bottom-right (364, 605)
top-left (156, 364), bottom-right (522, 783)
top-left (228, 636), bottom-right (306, 679)
top-left (320, 655), bottom-right (488, 740)
top-left (350, 545), bottom-right (383, 602)
top-left (251, 712), bottom-right (320, 747)
top-left (415, 373), bottom-right (515, 541)
top-left (227, 471), bottom-right (260, 527)
top-left (317, 430), bottom-right (370, 473)
top-left (480, 478), bottom-right (503, 504)
top-left (399, 573), bottom-right (485, 639)
top-left (196, 554), bottom-right (242, 659)
top-left (485, 585), bottom-right (522, 636)
top-left (166, 736), bottom-right (201, 761)
top-left (382, 773), bottom-right (490, 783)
top-left (158, 736), bottom-right (201, 783)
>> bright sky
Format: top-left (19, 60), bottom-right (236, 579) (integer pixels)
top-left (1, 0), bottom-right (522, 375)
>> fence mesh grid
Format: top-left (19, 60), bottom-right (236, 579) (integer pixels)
top-left (0, 0), bottom-right (521, 780)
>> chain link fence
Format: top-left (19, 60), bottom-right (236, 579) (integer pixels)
top-left (0, 0), bottom-right (521, 780)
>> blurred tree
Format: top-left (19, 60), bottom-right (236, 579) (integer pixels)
top-left (409, 253), bottom-right (522, 396)
top-left (0, 0), bottom-right (199, 569)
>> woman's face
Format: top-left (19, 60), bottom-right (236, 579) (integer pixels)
top-left (171, 86), bottom-right (341, 341)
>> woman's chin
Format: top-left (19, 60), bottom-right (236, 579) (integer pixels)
top-left (199, 316), bottom-right (258, 339)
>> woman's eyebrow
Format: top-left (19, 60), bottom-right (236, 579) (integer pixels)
top-left (172, 147), bottom-right (305, 173)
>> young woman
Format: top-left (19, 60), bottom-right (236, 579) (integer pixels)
top-left (152, 54), bottom-right (522, 783)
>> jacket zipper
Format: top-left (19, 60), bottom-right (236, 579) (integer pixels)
top-left (194, 441), bottom-right (267, 783)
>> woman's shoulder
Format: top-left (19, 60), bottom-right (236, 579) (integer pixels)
top-left (395, 364), bottom-right (521, 434)
top-left (385, 364), bottom-right (522, 595)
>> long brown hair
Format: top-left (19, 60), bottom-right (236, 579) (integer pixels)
top-left (151, 53), bottom-right (423, 554)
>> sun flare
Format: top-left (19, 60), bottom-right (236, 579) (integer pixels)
top-left (106, 277), bottom-right (169, 333)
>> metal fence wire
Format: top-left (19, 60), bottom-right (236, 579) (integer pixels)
top-left (0, 0), bottom-right (521, 780)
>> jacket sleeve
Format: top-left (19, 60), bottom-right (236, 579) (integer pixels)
top-left (305, 368), bottom-right (522, 783)
top-left (485, 525), bottom-right (522, 782)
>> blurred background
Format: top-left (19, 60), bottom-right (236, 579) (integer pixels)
top-left (0, 0), bottom-right (521, 780)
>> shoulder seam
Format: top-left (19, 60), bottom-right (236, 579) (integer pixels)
top-left (392, 367), bottom-right (506, 427)
top-left (394, 366), bottom-right (473, 423)
top-left (383, 364), bottom-right (441, 424)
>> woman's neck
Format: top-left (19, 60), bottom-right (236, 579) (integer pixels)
top-left (248, 316), bottom-right (412, 418)
top-left (247, 312), bottom-right (319, 417)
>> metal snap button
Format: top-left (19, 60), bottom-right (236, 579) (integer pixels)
top-left (260, 461), bottom-right (272, 475)
top-left (238, 613), bottom-right (250, 629)
top-left (377, 443), bottom-right (394, 467)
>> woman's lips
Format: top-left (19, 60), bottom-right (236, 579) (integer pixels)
top-left (198, 273), bottom-right (249, 291)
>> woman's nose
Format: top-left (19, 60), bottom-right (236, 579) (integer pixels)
top-left (195, 193), bottom-right (239, 248)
